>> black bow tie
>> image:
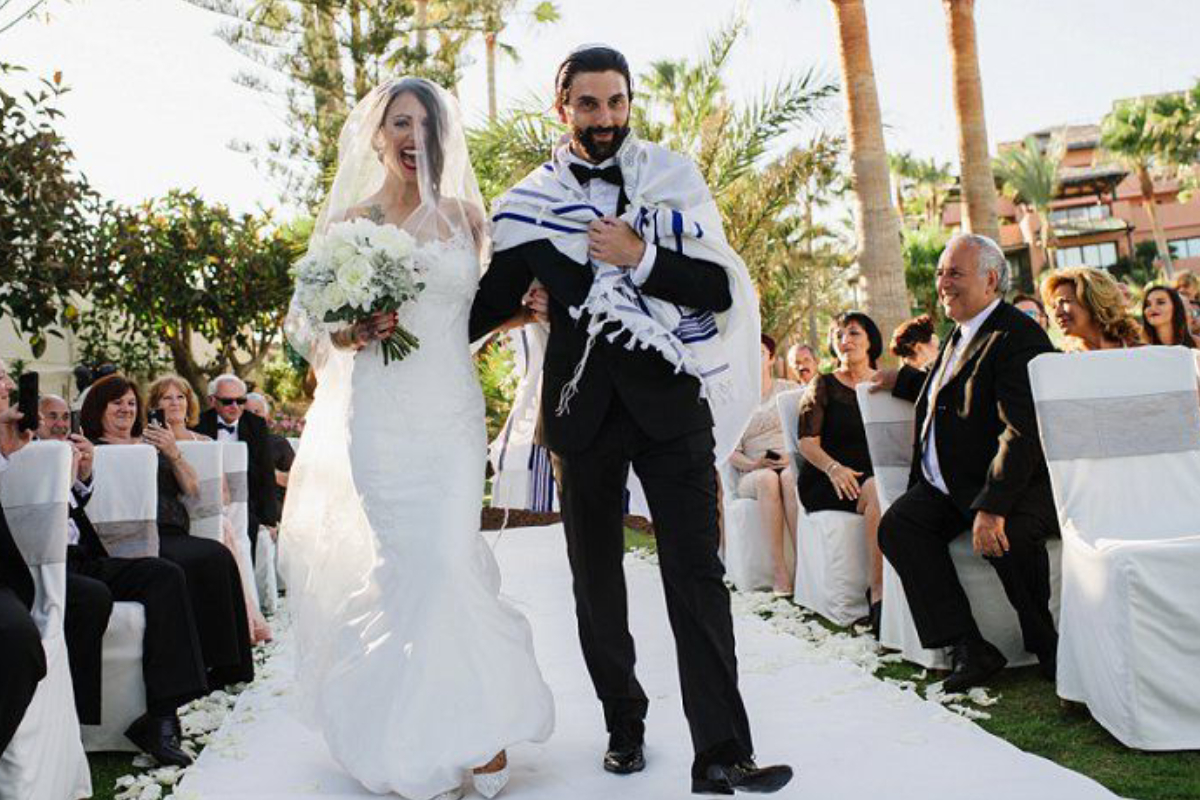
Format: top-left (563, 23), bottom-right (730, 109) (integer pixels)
top-left (218, 422), bottom-right (237, 434)
top-left (570, 163), bottom-right (623, 188)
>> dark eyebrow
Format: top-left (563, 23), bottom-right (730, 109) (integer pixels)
top-left (607, 92), bottom-right (627, 103)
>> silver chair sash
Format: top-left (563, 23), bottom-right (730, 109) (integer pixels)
top-left (4, 501), bottom-right (69, 565)
top-left (1036, 391), bottom-right (1200, 461)
top-left (94, 520), bottom-right (160, 559)
top-left (863, 420), bottom-right (914, 468)
top-left (225, 471), bottom-right (249, 503)
top-left (187, 477), bottom-right (224, 520)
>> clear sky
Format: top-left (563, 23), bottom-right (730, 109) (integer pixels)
top-left (4, 0), bottom-right (1198, 217)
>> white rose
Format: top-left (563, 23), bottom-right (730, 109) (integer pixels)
top-left (320, 282), bottom-right (348, 315)
top-left (327, 237), bottom-right (359, 270)
top-left (336, 253), bottom-right (375, 308)
top-left (369, 224), bottom-right (416, 259)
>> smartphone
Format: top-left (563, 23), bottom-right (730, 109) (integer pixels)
top-left (764, 449), bottom-right (781, 461)
top-left (147, 408), bottom-right (167, 428)
top-left (69, 410), bottom-right (82, 435)
top-left (16, 372), bottom-right (38, 433)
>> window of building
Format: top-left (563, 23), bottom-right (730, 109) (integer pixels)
top-left (1055, 242), bottom-right (1119, 269)
top-left (1168, 237), bottom-right (1200, 259)
top-left (1049, 204), bottom-right (1110, 224)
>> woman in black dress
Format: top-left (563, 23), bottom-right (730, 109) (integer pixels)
top-left (82, 375), bottom-right (255, 686)
top-left (796, 312), bottom-right (884, 634)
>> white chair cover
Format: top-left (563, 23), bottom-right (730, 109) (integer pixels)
top-left (855, 385), bottom-right (1062, 669)
top-left (221, 442), bottom-right (262, 611)
top-left (80, 602), bottom-right (146, 753)
top-left (178, 441), bottom-right (224, 542)
top-left (255, 530), bottom-right (279, 615)
top-left (89, 444), bottom-right (160, 558)
top-left (1029, 347), bottom-right (1200, 750)
top-left (718, 460), bottom-right (775, 592)
top-left (777, 388), bottom-right (868, 626)
top-left (0, 442), bottom-right (92, 800)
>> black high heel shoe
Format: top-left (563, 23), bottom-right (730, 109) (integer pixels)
top-left (865, 588), bottom-right (882, 640)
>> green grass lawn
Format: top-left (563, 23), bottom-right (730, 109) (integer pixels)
top-left (85, 528), bottom-right (1198, 800)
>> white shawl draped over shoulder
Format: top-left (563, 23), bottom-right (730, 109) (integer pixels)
top-left (489, 135), bottom-right (760, 461)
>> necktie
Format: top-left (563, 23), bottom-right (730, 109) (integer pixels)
top-left (219, 423), bottom-right (237, 435)
top-left (920, 328), bottom-right (962, 446)
top-left (569, 163), bottom-right (623, 188)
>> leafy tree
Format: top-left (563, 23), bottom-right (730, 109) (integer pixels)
top-left (0, 63), bottom-right (109, 357)
top-left (993, 134), bottom-right (1062, 282)
top-left (86, 190), bottom-right (302, 396)
top-left (901, 224), bottom-right (948, 318)
top-left (1102, 96), bottom-right (1178, 278)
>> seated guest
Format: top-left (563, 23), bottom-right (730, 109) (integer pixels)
top-left (785, 343), bottom-right (819, 386)
top-left (796, 312), bottom-right (883, 634)
top-left (1171, 272), bottom-right (1200, 338)
top-left (1142, 285), bottom-right (1198, 348)
top-left (1012, 294), bottom-right (1049, 330)
top-left (82, 375), bottom-right (255, 687)
top-left (875, 233), bottom-right (1058, 692)
top-left (0, 364), bottom-right (46, 755)
top-left (244, 393), bottom-right (295, 517)
top-left (727, 336), bottom-right (800, 596)
top-left (39, 394), bottom-right (206, 766)
top-left (890, 314), bottom-right (940, 370)
top-left (1042, 267), bottom-right (1144, 351)
top-left (149, 376), bottom-right (271, 643)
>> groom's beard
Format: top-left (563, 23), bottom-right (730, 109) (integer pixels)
top-left (573, 123), bottom-right (631, 162)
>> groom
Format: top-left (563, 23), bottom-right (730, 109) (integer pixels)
top-left (469, 45), bottom-right (792, 795)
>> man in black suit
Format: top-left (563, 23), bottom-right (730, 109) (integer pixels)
top-left (39, 395), bottom-right (206, 766)
top-left (194, 375), bottom-right (280, 562)
top-left (0, 385), bottom-right (46, 754)
top-left (873, 233), bottom-right (1059, 692)
top-left (470, 46), bottom-right (790, 796)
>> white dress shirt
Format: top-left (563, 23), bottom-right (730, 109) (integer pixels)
top-left (920, 297), bottom-right (1001, 495)
top-left (216, 420), bottom-right (239, 442)
top-left (563, 149), bottom-right (657, 285)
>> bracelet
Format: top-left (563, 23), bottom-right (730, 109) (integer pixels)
top-left (825, 461), bottom-right (840, 476)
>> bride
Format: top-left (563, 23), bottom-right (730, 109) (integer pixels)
top-left (279, 77), bottom-right (555, 800)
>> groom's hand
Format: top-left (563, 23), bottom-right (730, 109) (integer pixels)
top-left (588, 218), bottom-right (645, 267)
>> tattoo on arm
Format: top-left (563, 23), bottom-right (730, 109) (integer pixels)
top-left (366, 205), bottom-right (386, 225)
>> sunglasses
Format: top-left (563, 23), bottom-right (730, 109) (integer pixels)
top-left (216, 397), bottom-right (248, 407)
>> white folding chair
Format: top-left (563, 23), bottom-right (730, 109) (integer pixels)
top-left (856, 384), bottom-right (1062, 669)
top-left (178, 441), bottom-right (224, 542)
top-left (222, 442), bottom-right (264, 612)
top-left (1029, 347), bottom-right (1200, 749)
top-left (717, 459), bottom-right (775, 592)
top-left (0, 441), bottom-right (92, 799)
top-left (777, 388), bottom-right (869, 626)
top-left (81, 445), bottom-right (159, 752)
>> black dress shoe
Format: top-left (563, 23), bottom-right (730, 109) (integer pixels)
top-left (693, 760), bottom-right (794, 795)
top-left (944, 638), bottom-right (1007, 694)
top-left (865, 589), bottom-right (882, 640)
top-left (125, 713), bottom-right (193, 767)
top-left (603, 740), bottom-right (645, 774)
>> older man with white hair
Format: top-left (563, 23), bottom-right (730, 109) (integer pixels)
top-left (871, 234), bottom-right (1059, 693)
top-left (194, 374), bottom-right (279, 560)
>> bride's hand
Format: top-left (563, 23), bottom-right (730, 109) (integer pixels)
top-left (335, 312), bottom-right (398, 350)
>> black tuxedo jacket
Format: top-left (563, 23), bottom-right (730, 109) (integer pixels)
top-left (0, 506), bottom-right (34, 610)
top-left (194, 409), bottom-right (280, 527)
top-left (469, 240), bottom-right (733, 454)
top-left (893, 300), bottom-right (1057, 522)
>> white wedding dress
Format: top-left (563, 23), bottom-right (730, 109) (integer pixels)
top-left (281, 232), bottom-right (555, 799)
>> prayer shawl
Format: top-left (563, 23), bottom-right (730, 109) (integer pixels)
top-left (490, 134), bottom-right (760, 461)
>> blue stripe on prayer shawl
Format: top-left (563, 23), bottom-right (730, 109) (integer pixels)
top-left (552, 203), bottom-right (604, 217)
top-left (701, 364), bottom-right (730, 378)
top-left (694, 221), bottom-right (704, 239)
top-left (671, 211), bottom-right (684, 253)
top-left (542, 163), bottom-right (555, 173)
top-left (652, 214), bottom-right (660, 246)
top-left (492, 212), bottom-right (587, 234)
top-left (510, 187), bottom-right (560, 203)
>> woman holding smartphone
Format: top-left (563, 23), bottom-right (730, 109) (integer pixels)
top-left (726, 335), bottom-right (801, 597)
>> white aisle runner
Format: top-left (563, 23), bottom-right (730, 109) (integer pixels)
top-left (180, 525), bottom-right (1118, 800)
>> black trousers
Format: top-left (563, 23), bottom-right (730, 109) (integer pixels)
top-left (0, 586), bottom-right (45, 752)
top-left (64, 571), bottom-right (113, 724)
top-left (552, 400), bottom-right (752, 775)
top-left (878, 478), bottom-right (1058, 657)
top-left (67, 552), bottom-right (209, 720)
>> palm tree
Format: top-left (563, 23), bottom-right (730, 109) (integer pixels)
top-left (829, 0), bottom-right (910, 352)
top-left (943, 0), bottom-right (1000, 242)
top-left (889, 150), bottom-right (919, 224)
top-left (469, 0), bottom-right (559, 121)
top-left (912, 157), bottom-right (955, 228)
top-left (993, 134), bottom-right (1063, 281)
top-left (1102, 97), bottom-right (1176, 278)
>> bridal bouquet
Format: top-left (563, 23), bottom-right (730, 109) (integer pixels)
top-left (292, 218), bottom-right (425, 364)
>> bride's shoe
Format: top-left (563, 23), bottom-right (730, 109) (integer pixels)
top-left (472, 751), bottom-right (509, 799)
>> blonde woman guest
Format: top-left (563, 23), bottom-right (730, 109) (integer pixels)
top-left (149, 376), bottom-right (272, 644)
top-left (727, 335), bottom-right (800, 596)
top-left (796, 312), bottom-right (884, 635)
top-left (1041, 267), bottom-right (1144, 351)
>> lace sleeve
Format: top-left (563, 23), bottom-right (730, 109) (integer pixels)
top-left (797, 374), bottom-right (827, 439)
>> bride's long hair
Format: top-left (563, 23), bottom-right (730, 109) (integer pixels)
top-left (279, 78), bottom-right (487, 720)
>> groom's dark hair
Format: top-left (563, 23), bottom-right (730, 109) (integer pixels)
top-left (554, 45), bottom-right (634, 112)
